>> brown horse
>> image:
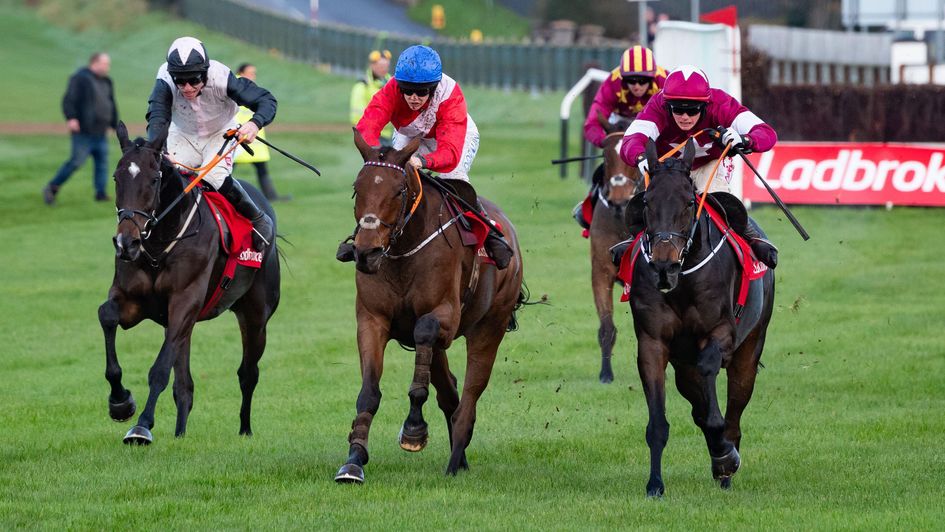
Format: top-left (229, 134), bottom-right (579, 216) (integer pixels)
top-left (98, 122), bottom-right (280, 445)
top-left (589, 115), bottom-right (643, 383)
top-left (625, 139), bottom-right (776, 497)
top-left (334, 130), bottom-right (525, 484)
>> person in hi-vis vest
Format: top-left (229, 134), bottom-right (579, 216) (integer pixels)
top-left (234, 63), bottom-right (290, 201)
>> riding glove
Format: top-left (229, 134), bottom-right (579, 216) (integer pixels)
top-left (636, 155), bottom-right (649, 176)
top-left (720, 128), bottom-right (750, 151)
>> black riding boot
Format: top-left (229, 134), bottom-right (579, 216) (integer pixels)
top-left (742, 223), bottom-right (778, 269)
top-left (485, 232), bottom-right (513, 270)
top-left (219, 176), bottom-right (273, 251)
top-left (609, 224), bottom-right (643, 268)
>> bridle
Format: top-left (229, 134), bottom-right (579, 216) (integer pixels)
top-left (115, 145), bottom-right (163, 241)
top-left (115, 145), bottom-right (203, 265)
top-left (640, 167), bottom-right (700, 267)
top-left (357, 161), bottom-right (423, 255)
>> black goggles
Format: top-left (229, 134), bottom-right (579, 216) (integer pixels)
top-left (667, 102), bottom-right (705, 117)
top-left (172, 75), bottom-right (204, 87)
top-left (623, 76), bottom-right (652, 86)
top-left (399, 86), bottom-right (433, 97)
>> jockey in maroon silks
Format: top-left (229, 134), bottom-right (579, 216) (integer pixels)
top-left (338, 44), bottom-right (513, 269)
top-left (618, 65), bottom-right (779, 268)
top-left (573, 45), bottom-right (667, 230)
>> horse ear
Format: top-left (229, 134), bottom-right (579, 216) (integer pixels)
top-left (681, 138), bottom-right (696, 169)
top-left (596, 111), bottom-right (610, 132)
top-left (147, 125), bottom-right (168, 152)
top-left (392, 137), bottom-right (422, 167)
top-left (116, 121), bottom-right (131, 152)
top-left (353, 127), bottom-right (376, 161)
top-left (644, 138), bottom-right (659, 170)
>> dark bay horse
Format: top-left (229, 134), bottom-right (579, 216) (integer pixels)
top-left (334, 130), bottom-right (524, 484)
top-left (98, 122), bottom-right (280, 445)
top-left (589, 115), bottom-right (642, 383)
top-left (626, 139), bottom-right (775, 497)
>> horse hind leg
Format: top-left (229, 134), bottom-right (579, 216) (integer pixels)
top-left (446, 319), bottom-right (505, 476)
top-left (234, 307), bottom-right (268, 436)
top-left (99, 297), bottom-right (140, 423)
top-left (172, 346), bottom-right (194, 437)
top-left (695, 339), bottom-right (740, 484)
top-left (399, 314), bottom-right (441, 452)
top-left (430, 347), bottom-right (461, 465)
top-left (717, 329), bottom-right (767, 489)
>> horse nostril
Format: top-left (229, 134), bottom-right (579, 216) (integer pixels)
top-left (668, 263), bottom-right (681, 275)
top-left (130, 238), bottom-right (141, 250)
top-left (112, 236), bottom-right (120, 250)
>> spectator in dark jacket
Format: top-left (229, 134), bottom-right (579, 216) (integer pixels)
top-left (44, 52), bottom-right (118, 205)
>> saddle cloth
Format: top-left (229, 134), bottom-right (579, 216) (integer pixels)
top-left (198, 190), bottom-right (264, 319)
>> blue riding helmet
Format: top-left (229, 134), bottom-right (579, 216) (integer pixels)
top-left (394, 45), bottom-right (442, 84)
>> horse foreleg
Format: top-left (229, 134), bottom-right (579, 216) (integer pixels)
top-left (124, 297), bottom-right (200, 446)
top-left (335, 314), bottom-right (389, 484)
top-left (591, 247), bottom-right (618, 383)
top-left (99, 295), bottom-right (142, 422)
top-left (696, 338), bottom-right (740, 482)
top-left (400, 311), bottom-right (452, 452)
top-left (637, 335), bottom-right (670, 497)
top-left (234, 305), bottom-right (268, 436)
top-left (446, 319), bottom-right (504, 476)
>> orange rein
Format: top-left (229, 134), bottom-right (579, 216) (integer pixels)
top-left (642, 129), bottom-right (707, 189)
top-left (695, 141), bottom-right (732, 220)
top-left (407, 165), bottom-right (424, 217)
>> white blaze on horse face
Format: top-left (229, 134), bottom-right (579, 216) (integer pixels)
top-left (359, 214), bottom-right (381, 230)
top-left (610, 175), bottom-right (629, 187)
top-left (128, 162), bottom-right (140, 179)
top-left (374, 175), bottom-right (383, 185)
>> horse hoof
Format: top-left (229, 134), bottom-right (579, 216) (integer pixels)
top-left (711, 447), bottom-right (741, 479)
top-left (719, 476), bottom-right (733, 490)
top-left (334, 463), bottom-right (364, 484)
top-left (123, 425), bottom-right (153, 446)
top-left (599, 370), bottom-right (614, 384)
top-left (445, 452), bottom-right (469, 475)
top-left (646, 484), bottom-right (665, 498)
top-left (108, 391), bottom-right (136, 422)
top-left (398, 426), bottom-right (428, 452)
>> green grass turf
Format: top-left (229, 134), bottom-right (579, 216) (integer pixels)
top-left (1, 3), bottom-right (944, 529)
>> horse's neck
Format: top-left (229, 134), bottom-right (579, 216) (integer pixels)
top-left (152, 165), bottom-right (195, 239)
top-left (387, 185), bottom-right (450, 257)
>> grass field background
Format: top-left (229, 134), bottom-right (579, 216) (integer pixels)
top-left (1, 3), bottom-right (943, 529)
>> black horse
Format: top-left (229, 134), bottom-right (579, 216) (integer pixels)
top-left (625, 139), bottom-right (776, 497)
top-left (98, 122), bottom-right (280, 445)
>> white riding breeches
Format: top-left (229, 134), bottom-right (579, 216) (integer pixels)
top-left (690, 157), bottom-right (734, 194)
top-left (165, 121), bottom-right (238, 190)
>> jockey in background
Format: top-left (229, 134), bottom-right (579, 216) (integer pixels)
top-left (146, 36), bottom-right (277, 252)
top-left (618, 64), bottom-right (779, 268)
top-left (573, 45), bottom-right (667, 230)
top-left (340, 44), bottom-right (513, 269)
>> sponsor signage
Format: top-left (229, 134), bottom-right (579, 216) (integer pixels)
top-left (741, 142), bottom-right (945, 207)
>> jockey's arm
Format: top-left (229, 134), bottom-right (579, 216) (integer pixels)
top-left (226, 72), bottom-right (277, 129)
top-left (146, 78), bottom-right (173, 144)
top-left (619, 97), bottom-right (667, 166)
top-left (356, 80), bottom-right (397, 147)
top-left (583, 85), bottom-right (617, 149)
top-left (422, 92), bottom-right (466, 173)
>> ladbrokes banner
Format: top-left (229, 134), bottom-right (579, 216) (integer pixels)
top-left (741, 142), bottom-right (945, 207)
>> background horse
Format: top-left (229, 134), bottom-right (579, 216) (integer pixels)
top-left (588, 114), bottom-right (642, 383)
top-left (334, 130), bottom-right (525, 484)
top-left (98, 122), bottom-right (280, 445)
top-left (626, 139), bottom-right (775, 497)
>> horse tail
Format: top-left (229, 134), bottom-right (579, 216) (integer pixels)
top-left (506, 280), bottom-right (549, 332)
